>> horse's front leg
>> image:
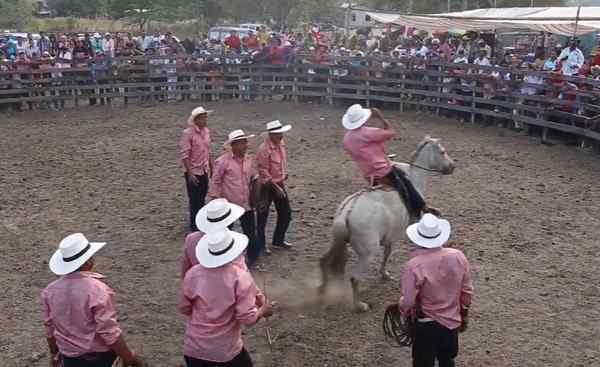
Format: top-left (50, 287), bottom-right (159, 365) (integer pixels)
top-left (350, 277), bottom-right (370, 313)
top-left (379, 242), bottom-right (393, 281)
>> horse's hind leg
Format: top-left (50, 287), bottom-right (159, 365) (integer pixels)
top-left (379, 242), bottom-right (393, 281)
top-left (350, 246), bottom-right (372, 312)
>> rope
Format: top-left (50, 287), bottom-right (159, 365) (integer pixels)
top-left (382, 304), bottom-right (415, 347)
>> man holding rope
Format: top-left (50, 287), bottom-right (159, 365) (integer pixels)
top-left (398, 214), bottom-right (473, 367)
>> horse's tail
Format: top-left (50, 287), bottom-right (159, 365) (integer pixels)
top-left (320, 195), bottom-right (357, 292)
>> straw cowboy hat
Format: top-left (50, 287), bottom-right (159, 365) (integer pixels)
top-left (406, 214), bottom-right (451, 249)
top-left (196, 198), bottom-right (245, 233)
top-left (49, 233), bottom-right (106, 275)
top-left (342, 104), bottom-right (372, 130)
top-left (188, 106), bottom-right (213, 125)
top-left (266, 120), bottom-right (291, 133)
top-left (196, 229), bottom-right (248, 268)
top-left (227, 129), bottom-right (255, 144)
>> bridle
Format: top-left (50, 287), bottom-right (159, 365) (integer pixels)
top-left (408, 140), bottom-right (446, 175)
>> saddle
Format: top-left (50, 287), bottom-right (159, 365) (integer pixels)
top-left (371, 170), bottom-right (425, 221)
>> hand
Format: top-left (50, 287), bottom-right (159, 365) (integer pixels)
top-left (272, 184), bottom-right (286, 199)
top-left (261, 302), bottom-right (274, 319)
top-left (371, 107), bottom-right (383, 119)
top-left (459, 315), bottom-right (469, 333)
top-left (124, 354), bottom-right (145, 367)
top-left (187, 174), bottom-right (199, 185)
top-left (49, 353), bottom-right (61, 367)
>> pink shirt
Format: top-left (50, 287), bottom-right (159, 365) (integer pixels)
top-left (399, 247), bottom-right (474, 330)
top-left (180, 125), bottom-right (211, 176)
top-left (208, 152), bottom-right (255, 210)
top-left (256, 139), bottom-right (288, 184)
top-left (41, 272), bottom-right (122, 357)
top-left (343, 126), bottom-right (396, 179)
top-left (181, 231), bottom-right (205, 279)
top-left (178, 257), bottom-right (262, 362)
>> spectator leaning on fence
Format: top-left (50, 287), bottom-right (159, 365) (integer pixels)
top-left (102, 33), bottom-right (115, 58)
top-left (559, 38), bottom-right (584, 76)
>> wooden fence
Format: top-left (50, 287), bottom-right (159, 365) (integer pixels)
top-left (2, 56), bottom-right (600, 149)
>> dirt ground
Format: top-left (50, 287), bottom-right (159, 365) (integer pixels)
top-left (2, 100), bottom-right (600, 367)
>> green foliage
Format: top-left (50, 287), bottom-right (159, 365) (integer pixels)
top-left (47, 0), bottom-right (105, 17)
top-left (0, 0), bottom-right (33, 29)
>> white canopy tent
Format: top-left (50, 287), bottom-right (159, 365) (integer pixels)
top-left (367, 7), bottom-right (600, 36)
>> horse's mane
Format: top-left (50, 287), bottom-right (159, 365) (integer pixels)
top-left (409, 136), bottom-right (436, 162)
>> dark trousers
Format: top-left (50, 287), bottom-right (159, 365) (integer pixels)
top-left (229, 211), bottom-right (259, 267)
top-left (387, 166), bottom-right (426, 218)
top-left (62, 351), bottom-right (116, 367)
top-left (185, 173), bottom-right (209, 231)
top-left (256, 184), bottom-right (292, 251)
top-left (412, 321), bottom-right (459, 367)
top-left (185, 348), bottom-right (253, 367)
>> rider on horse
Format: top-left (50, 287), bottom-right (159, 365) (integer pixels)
top-left (342, 104), bottom-right (440, 219)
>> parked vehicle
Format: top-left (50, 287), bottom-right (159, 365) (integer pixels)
top-left (208, 26), bottom-right (249, 42)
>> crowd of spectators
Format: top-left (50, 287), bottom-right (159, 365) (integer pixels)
top-left (1, 26), bottom-right (599, 121)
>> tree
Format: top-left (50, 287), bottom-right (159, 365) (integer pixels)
top-left (47, 0), bottom-right (104, 17)
top-left (0, 0), bottom-right (32, 29)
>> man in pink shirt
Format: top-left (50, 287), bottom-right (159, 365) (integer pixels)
top-left (208, 129), bottom-right (260, 267)
top-left (398, 214), bottom-right (473, 367)
top-left (255, 120), bottom-right (293, 254)
top-left (342, 104), bottom-right (437, 219)
top-left (180, 106), bottom-right (213, 232)
top-left (41, 233), bottom-right (143, 367)
top-left (179, 229), bottom-right (273, 367)
top-left (181, 198), bottom-right (248, 278)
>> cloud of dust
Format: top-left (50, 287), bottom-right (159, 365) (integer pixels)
top-left (255, 272), bottom-right (354, 312)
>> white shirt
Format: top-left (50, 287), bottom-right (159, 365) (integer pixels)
top-left (558, 47), bottom-right (584, 76)
top-left (102, 38), bottom-right (115, 58)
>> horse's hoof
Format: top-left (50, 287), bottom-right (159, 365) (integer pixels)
top-left (317, 285), bottom-right (326, 295)
top-left (380, 271), bottom-right (394, 281)
top-left (354, 302), bottom-right (371, 313)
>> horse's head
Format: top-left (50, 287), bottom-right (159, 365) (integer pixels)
top-left (410, 137), bottom-right (455, 175)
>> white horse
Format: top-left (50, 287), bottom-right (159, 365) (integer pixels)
top-left (319, 137), bottom-right (455, 312)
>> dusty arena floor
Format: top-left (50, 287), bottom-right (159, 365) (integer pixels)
top-left (2, 101), bottom-right (600, 367)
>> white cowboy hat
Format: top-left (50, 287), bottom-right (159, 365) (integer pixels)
top-left (196, 229), bottom-right (248, 268)
top-left (93, 32), bottom-right (101, 38)
top-left (188, 106), bottom-right (213, 125)
top-left (196, 198), bottom-right (245, 233)
top-left (342, 104), bottom-right (372, 130)
top-left (266, 120), bottom-right (291, 133)
top-left (49, 233), bottom-right (106, 275)
top-left (227, 129), bottom-right (255, 144)
top-left (406, 214), bottom-right (451, 249)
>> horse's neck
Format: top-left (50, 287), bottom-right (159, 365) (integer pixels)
top-left (408, 163), bottom-right (427, 196)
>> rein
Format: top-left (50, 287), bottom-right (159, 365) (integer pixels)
top-left (409, 163), bottom-right (444, 175)
top-left (408, 140), bottom-right (444, 175)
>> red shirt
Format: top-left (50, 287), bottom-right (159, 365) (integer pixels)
top-left (181, 231), bottom-right (205, 279)
top-left (179, 259), bottom-right (263, 362)
top-left (243, 36), bottom-right (259, 50)
top-left (41, 272), bottom-right (122, 357)
top-left (224, 35), bottom-right (241, 50)
top-left (180, 125), bottom-right (211, 176)
top-left (256, 138), bottom-right (288, 184)
top-left (399, 248), bottom-right (474, 330)
top-left (343, 126), bottom-right (396, 179)
top-left (208, 152), bottom-right (255, 210)
top-left (268, 46), bottom-right (285, 65)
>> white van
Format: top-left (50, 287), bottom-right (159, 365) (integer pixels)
top-left (208, 26), bottom-right (249, 42)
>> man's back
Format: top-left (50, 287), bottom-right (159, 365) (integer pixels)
top-left (343, 126), bottom-right (395, 179)
top-left (41, 271), bottom-right (121, 356)
top-left (402, 247), bottom-right (473, 329)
